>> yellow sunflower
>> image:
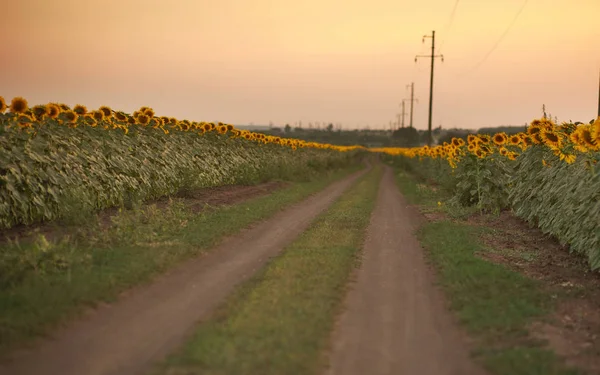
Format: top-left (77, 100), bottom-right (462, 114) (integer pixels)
top-left (478, 134), bottom-right (491, 144)
top-left (73, 104), bottom-right (87, 115)
top-left (143, 107), bottom-right (155, 117)
top-left (47, 103), bottom-right (61, 119)
top-left (83, 114), bottom-right (97, 127)
top-left (91, 110), bottom-right (105, 122)
top-left (9, 97), bottom-right (28, 113)
top-left (32, 105), bottom-right (48, 120)
top-left (114, 111), bottom-right (128, 122)
top-left (509, 134), bottom-right (521, 146)
top-left (99, 106), bottom-right (113, 119)
top-left (63, 110), bottom-right (79, 123)
top-left (539, 129), bottom-right (562, 149)
top-left (492, 132), bottom-right (508, 146)
top-left (0, 96), bottom-right (7, 113)
top-left (137, 114), bottom-right (150, 126)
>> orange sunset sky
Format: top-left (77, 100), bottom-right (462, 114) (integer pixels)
top-left (2, 0), bottom-right (599, 130)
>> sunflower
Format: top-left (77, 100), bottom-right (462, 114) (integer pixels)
top-left (557, 152), bottom-right (576, 164)
top-left (592, 117), bottom-right (600, 144)
top-left (10, 97), bottom-right (28, 113)
top-left (47, 103), bottom-right (61, 119)
top-left (127, 115), bottom-right (136, 125)
top-left (0, 96), bottom-right (6, 113)
top-left (99, 106), bottom-right (113, 118)
top-left (507, 152), bottom-right (518, 161)
top-left (527, 124), bottom-right (541, 136)
top-left (169, 117), bottom-right (178, 125)
top-left (63, 110), bottom-right (78, 123)
top-left (579, 126), bottom-right (597, 150)
top-left (559, 122), bottom-right (577, 135)
top-left (492, 132), bottom-right (508, 146)
top-left (217, 125), bottom-right (228, 134)
top-left (226, 124), bottom-right (234, 132)
top-left (143, 107), bottom-right (155, 117)
top-left (499, 147), bottom-right (509, 156)
top-left (73, 104), bottom-right (87, 115)
top-left (467, 143), bottom-right (476, 152)
top-left (114, 111), bottom-right (128, 122)
top-left (32, 105), bottom-right (48, 120)
top-left (509, 135), bottom-right (521, 146)
top-left (479, 143), bottom-right (492, 154)
top-left (91, 110), bottom-right (105, 122)
top-left (137, 114), bottom-right (150, 126)
top-left (58, 103), bottom-right (70, 111)
top-left (478, 134), bottom-right (491, 144)
top-left (475, 148), bottom-right (485, 158)
top-left (540, 129), bottom-right (562, 149)
top-left (16, 113), bottom-right (34, 124)
top-left (153, 117), bottom-right (164, 127)
top-left (201, 123), bottom-right (212, 132)
top-left (82, 114), bottom-right (97, 127)
top-left (179, 121), bottom-right (190, 131)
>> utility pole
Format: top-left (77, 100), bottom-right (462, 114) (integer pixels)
top-left (400, 100), bottom-right (410, 128)
top-left (415, 30), bottom-right (444, 146)
top-left (597, 68), bottom-right (600, 118)
top-left (405, 82), bottom-right (418, 128)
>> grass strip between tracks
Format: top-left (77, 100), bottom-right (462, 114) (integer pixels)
top-left (153, 166), bottom-right (382, 375)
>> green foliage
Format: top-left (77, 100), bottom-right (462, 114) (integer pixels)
top-left (449, 154), bottom-right (512, 214)
top-left (387, 143), bottom-right (600, 270)
top-left (0, 122), bottom-right (360, 229)
top-left (509, 146), bottom-right (600, 269)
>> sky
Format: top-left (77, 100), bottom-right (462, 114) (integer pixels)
top-left (2, 0), bottom-right (599, 130)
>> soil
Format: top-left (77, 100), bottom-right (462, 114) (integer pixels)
top-left (325, 166), bottom-right (487, 375)
top-left (440, 209), bottom-right (600, 374)
top-left (0, 170), bottom-right (366, 375)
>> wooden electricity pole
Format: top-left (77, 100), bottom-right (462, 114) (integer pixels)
top-left (415, 30), bottom-right (444, 146)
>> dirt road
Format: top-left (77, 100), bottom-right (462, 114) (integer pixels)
top-left (0, 168), bottom-right (366, 375)
top-left (325, 166), bottom-right (486, 375)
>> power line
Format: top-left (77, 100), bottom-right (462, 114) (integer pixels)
top-left (459, 0), bottom-right (528, 77)
top-left (438, 0), bottom-right (460, 53)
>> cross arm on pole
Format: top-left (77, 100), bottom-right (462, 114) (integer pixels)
top-left (415, 54), bottom-right (444, 62)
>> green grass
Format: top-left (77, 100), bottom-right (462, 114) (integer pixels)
top-left (152, 166), bottom-right (382, 375)
top-left (0, 165), bottom-right (362, 356)
top-left (392, 166), bottom-right (582, 375)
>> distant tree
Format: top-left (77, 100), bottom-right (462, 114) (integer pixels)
top-left (284, 124), bottom-right (291, 133)
top-left (392, 127), bottom-right (420, 147)
top-left (326, 123), bottom-right (334, 132)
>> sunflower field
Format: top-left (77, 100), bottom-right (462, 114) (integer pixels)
top-left (0, 96), bottom-right (364, 230)
top-left (374, 117), bottom-right (600, 270)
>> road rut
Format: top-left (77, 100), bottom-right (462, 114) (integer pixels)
top-left (0, 168), bottom-right (367, 375)
top-left (325, 166), bottom-right (486, 375)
